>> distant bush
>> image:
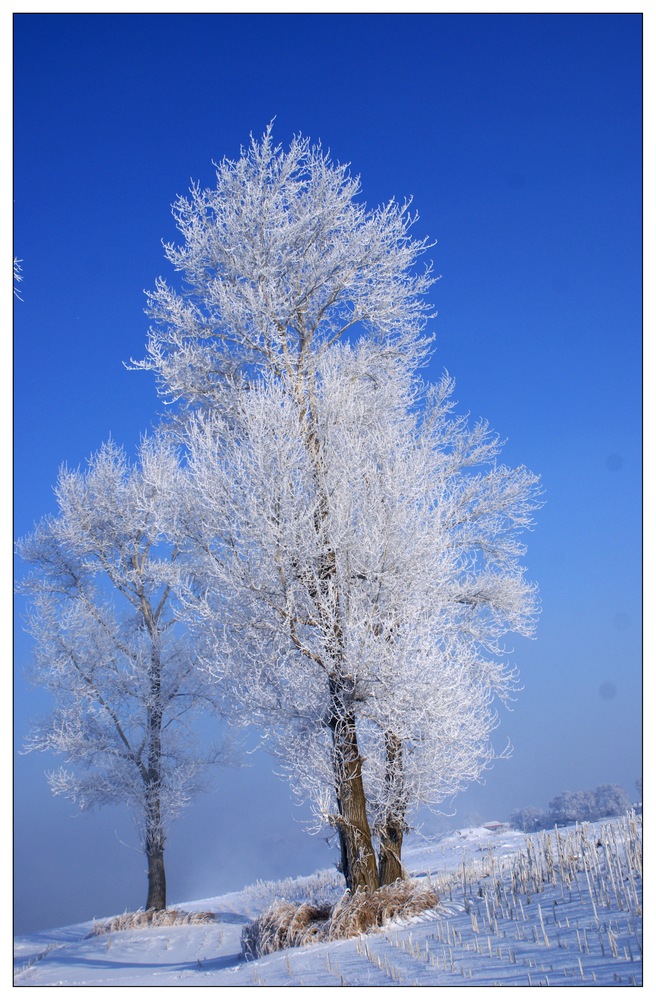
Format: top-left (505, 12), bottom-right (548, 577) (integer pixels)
top-left (594, 783), bottom-right (631, 818)
top-left (548, 790), bottom-right (597, 825)
top-left (510, 783), bottom-right (632, 831)
top-left (509, 806), bottom-right (549, 832)
top-left (242, 880), bottom-right (440, 959)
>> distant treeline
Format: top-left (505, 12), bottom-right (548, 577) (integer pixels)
top-left (509, 783), bottom-right (636, 832)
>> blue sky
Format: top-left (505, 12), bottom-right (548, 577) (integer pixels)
top-left (13, 12), bottom-right (642, 934)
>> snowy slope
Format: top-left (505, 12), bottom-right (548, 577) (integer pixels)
top-left (14, 816), bottom-right (642, 987)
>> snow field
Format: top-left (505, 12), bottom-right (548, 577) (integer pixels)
top-left (14, 814), bottom-right (642, 987)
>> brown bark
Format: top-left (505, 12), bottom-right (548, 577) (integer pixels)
top-left (145, 838), bottom-right (167, 911)
top-left (144, 626), bottom-right (166, 910)
top-left (335, 796), bottom-right (351, 885)
top-left (377, 731), bottom-right (407, 885)
top-left (291, 360), bottom-right (379, 893)
top-left (378, 817), bottom-right (405, 885)
top-left (329, 685), bottom-right (379, 893)
top-left (144, 775), bottom-right (166, 910)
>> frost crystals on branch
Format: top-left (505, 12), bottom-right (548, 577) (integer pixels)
top-left (133, 123), bottom-right (435, 410)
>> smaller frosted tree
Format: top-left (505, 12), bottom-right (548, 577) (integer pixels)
top-left (17, 437), bottom-right (220, 912)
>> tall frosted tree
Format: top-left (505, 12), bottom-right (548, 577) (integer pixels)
top-left (17, 437), bottom-right (220, 911)
top-left (135, 127), bottom-right (435, 891)
top-left (180, 343), bottom-right (539, 886)
top-left (136, 128), bottom-right (540, 890)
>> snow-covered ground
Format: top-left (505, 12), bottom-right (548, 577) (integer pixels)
top-left (14, 814), bottom-right (642, 987)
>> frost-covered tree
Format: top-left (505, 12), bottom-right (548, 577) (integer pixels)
top-left (594, 784), bottom-right (631, 818)
top-left (134, 127), bottom-right (435, 891)
top-left (509, 806), bottom-right (548, 833)
top-left (136, 127), bottom-right (539, 890)
top-left (17, 437), bottom-right (220, 911)
top-left (179, 343), bottom-right (539, 887)
top-left (548, 790), bottom-right (597, 826)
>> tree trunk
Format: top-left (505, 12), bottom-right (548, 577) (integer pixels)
top-left (145, 836), bottom-right (167, 910)
top-left (329, 686), bottom-right (379, 893)
top-left (377, 731), bottom-right (406, 885)
top-left (335, 794), bottom-right (351, 885)
top-left (296, 377), bottom-right (378, 892)
top-left (378, 816), bottom-right (405, 885)
top-left (144, 628), bottom-right (166, 910)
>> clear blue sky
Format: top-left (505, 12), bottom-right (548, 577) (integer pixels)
top-left (13, 13), bottom-right (642, 934)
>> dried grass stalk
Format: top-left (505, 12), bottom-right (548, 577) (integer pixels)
top-left (90, 908), bottom-right (215, 936)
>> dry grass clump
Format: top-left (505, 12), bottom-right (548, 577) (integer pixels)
top-left (330, 881), bottom-right (439, 938)
top-left (242, 879), bottom-right (439, 959)
top-left (242, 900), bottom-right (334, 958)
top-left (90, 908), bottom-right (216, 936)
